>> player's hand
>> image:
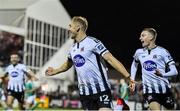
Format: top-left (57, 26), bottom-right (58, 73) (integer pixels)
top-left (126, 76), bottom-right (136, 94)
top-left (128, 78), bottom-right (136, 94)
top-left (155, 69), bottom-right (163, 77)
top-left (32, 76), bottom-right (39, 81)
top-left (45, 67), bottom-right (55, 76)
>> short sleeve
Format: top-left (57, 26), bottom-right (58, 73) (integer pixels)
top-left (5, 66), bottom-right (10, 75)
top-left (5, 67), bottom-right (8, 74)
top-left (67, 49), bottom-right (72, 61)
top-left (93, 41), bottom-right (109, 56)
top-left (22, 64), bottom-right (29, 72)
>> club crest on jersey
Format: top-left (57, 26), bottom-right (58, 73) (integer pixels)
top-left (11, 71), bottom-right (19, 77)
top-left (143, 60), bottom-right (157, 71)
top-left (153, 55), bottom-right (157, 58)
top-left (73, 54), bottom-right (85, 67)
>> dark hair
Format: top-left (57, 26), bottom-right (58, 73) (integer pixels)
top-left (10, 52), bottom-right (20, 57)
top-left (9, 52), bottom-right (23, 63)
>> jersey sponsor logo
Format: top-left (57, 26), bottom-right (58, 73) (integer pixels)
top-left (73, 54), bottom-right (85, 67)
top-left (143, 60), bottom-right (157, 71)
top-left (153, 55), bottom-right (157, 58)
top-left (11, 71), bottom-right (19, 77)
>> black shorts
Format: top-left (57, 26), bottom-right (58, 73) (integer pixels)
top-left (7, 89), bottom-right (24, 104)
top-left (143, 92), bottom-right (175, 109)
top-left (80, 90), bottom-right (113, 110)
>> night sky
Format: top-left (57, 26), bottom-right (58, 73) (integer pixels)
top-left (60, 0), bottom-right (180, 69)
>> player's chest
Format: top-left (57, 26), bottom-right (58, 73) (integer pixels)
top-left (138, 51), bottom-right (163, 63)
top-left (8, 67), bottom-right (23, 77)
top-left (71, 45), bottom-right (92, 58)
top-left (8, 67), bottom-right (22, 72)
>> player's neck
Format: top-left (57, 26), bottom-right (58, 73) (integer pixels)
top-left (76, 33), bottom-right (87, 42)
top-left (12, 63), bottom-right (18, 67)
top-left (147, 43), bottom-right (157, 50)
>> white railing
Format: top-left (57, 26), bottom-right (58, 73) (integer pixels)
top-left (23, 17), bottom-right (69, 73)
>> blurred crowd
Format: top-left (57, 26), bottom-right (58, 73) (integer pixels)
top-left (0, 31), bottom-right (24, 66)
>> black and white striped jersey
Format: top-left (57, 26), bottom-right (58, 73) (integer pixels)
top-left (68, 36), bottom-right (111, 95)
top-left (5, 63), bottom-right (28, 92)
top-left (131, 46), bottom-right (176, 94)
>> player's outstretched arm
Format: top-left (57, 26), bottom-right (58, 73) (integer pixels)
top-left (103, 52), bottom-right (135, 91)
top-left (103, 52), bottom-right (130, 78)
top-left (45, 60), bottom-right (73, 76)
top-left (26, 70), bottom-right (38, 81)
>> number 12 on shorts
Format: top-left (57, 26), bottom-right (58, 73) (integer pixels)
top-left (99, 94), bottom-right (110, 102)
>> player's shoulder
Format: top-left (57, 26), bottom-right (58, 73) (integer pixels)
top-left (6, 63), bottom-right (25, 69)
top-left (135, 48), bottom-right (144, 53)
top-left (17, 63), bottom-right (26, 68)
top-left (17, 63), bottom-right (25, 66)
top-left (6, 64), bottom-right (12, 69)
top-left (157, 46), bottom-right (170, 53)
top-left (157, 46), bottom-right (166, 50)
top-left (87, 36), bottom-right (101, 44)
top-left (133, 48), bottom-right (146, 58)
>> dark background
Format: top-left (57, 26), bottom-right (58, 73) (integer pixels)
top-left (60, 0), bottom-right (180, 69)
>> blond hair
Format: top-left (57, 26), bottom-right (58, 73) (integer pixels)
top-left (143, 28), bottom-right (157, 40)
top-left (72, 16), bottom-right (88, 32)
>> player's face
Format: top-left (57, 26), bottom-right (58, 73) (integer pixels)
top-left (10, 54), bottom-right (19, 65)
top-left (139, 31), bottom-right (153, 48)
top-left (68, 22), bottom-right (79, 39)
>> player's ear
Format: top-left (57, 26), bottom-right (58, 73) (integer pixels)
top-left (76, 27), bottom-right (80, 32)
top-left (76, 24), bottom-right (81, 32)
top-left (150, 35), bottom-right (155, 41)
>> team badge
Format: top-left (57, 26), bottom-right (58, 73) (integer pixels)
top-left (153, 55), bottom-right (157, 58)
